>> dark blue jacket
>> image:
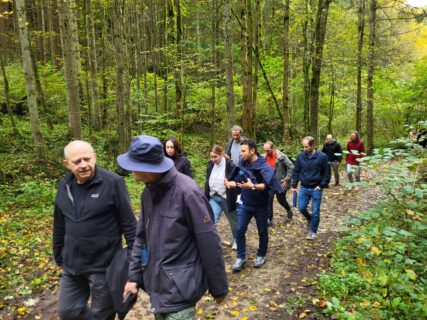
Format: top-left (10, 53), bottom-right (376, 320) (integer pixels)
top-left (228, 154), bottom-right (284, 207)
top-left (53, 167), bottom-right (136, 275)
top-left (128, 168), bottom-right (228, 314)
top-left (292, 150), bottom-right (330, 189)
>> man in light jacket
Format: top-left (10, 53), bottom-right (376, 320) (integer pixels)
top-left (118, 135), bottom-right (228, 320)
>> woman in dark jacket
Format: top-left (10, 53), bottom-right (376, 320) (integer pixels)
top-left (205, 145), bottom-right (238, 250)
top-left (164, 137), bottom-right (193, 178)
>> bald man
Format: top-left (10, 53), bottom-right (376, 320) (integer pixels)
top-left (53, 141), bottom-right (136, 320)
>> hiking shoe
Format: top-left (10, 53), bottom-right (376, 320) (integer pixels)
top-left (306, 231), bottom-right (317, 240)
top-left (254, 256), bottom-right (266, 268)
top-left (267, 219), bottom-right (273, 227)
top-left (232, 258), bottom-right (246, 272)
top-left (286, 208), bottom-right (293, 220)
top-left (232, 240), bottom-right (237, 250)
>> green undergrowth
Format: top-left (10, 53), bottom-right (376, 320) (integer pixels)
top-left (317, 140), bottom-right (427, 319)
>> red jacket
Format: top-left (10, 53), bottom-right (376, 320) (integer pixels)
top-left (346, 140), bottom-right (365, 165)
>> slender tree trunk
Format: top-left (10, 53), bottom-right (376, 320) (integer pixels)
top-left (114, 0), bottom-right (127, 152)
top-left (210, 0), bottom-right (218, 144)
top-left (327, 64), bottom-right (335, 135)
top-left (58, 0), bottom-right (81, 139)
top-left (174, 0), bottom-right (184, 143)
top-left (247, 0), bottom-right (253, 136)
top-left (356, 0), bottom-right (365, 133)
top-left (86, 0), bottom-right (100, 130)
top-left (252, 0), bottom-right (261, 141)
top-left (47, 0), bottom-right (56, 65)
top-left (100, 2), bottom-right (108, 127)
top-left (224, 0), bottom-right (235, 130)
top-left (302, 0), bottom-right (311, 134)
top-left (309, 0), bottom-right (331, 138)
top-left (40, 0), bottom-right (48, 63)
top-left (241, 0), bottom-right (252, 136)
top-left (0, 48), bottom-right (20, 135)
top-left (366, 0), bottom-right (376, 154)
top-left (15, 0), bottom-right (44, 159)
top-left (283, 0), bottom-right (291, 146)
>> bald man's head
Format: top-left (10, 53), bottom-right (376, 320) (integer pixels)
top-left (63, 141), bottom-right (96, 184)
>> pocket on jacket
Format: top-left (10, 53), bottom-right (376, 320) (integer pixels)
top-left (162, 261), bottom-right (204, 304)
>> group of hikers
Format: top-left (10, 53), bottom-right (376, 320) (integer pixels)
top-left (52, 126), bottom-right (365, 320)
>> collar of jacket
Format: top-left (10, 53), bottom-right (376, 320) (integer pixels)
top-left (303, 150), bottom-right (319, 159)
top-left (146, 167), bottom-right (178, 195)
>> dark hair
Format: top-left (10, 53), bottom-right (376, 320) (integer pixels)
top-left (241, 139), bottom-right (257, 152)
top-left (164, 137), bottom-right (182, 159)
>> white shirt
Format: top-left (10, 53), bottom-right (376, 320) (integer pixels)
top-left (209, 157), bottom-right (227, 198)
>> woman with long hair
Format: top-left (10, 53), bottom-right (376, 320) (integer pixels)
top-left (164, 137), bottom-right (193, 178)
top-left (205, 145), bottom-right (238, 249)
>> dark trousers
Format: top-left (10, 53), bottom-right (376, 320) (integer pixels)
top-left (267, 191), bottom-right (291, 221)
top-left (236, 203), bottom-right (269, 259)
top-left (58, 271), bottom-right (115, 320)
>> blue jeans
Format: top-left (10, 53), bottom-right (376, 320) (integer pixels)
top-left (297, 186), bottom-right (323, 233)
top-left (58, 272), bottom-right (115, 320)
top-left (236, 203), bottom-right (269, 259)
top-left (209, 195), bottom-right (237, 240)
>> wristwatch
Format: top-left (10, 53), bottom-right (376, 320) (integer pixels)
top-left (251, 184), bottom-right (256, 191)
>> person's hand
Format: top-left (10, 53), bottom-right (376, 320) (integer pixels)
top-left (281, 180), bottom-right (289, 189)
top-left (214, 295), bottom-right (226, 304)
top-left (123, 282), bottom-right (138, 299)
top-left (314, 186), bottom-right (321, 191)
top-left (224, 177), bottom-right (237, 189)
top-left (292, 187), bottom-right (298, 192)
top-left (237, 178), bottom-right (254, 190)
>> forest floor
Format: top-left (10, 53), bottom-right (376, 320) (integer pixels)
top-left (28, 170), bottom-right (383, 320)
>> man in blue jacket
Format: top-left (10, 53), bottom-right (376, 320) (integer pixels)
top-left (53, 140), bottom-right (136, 320)
top-left (225, 140), bottom-right (284, 271)
top-left (119, 135), bottom-right (228, 320)
top-left (292, 136), bottom-right (329, 240)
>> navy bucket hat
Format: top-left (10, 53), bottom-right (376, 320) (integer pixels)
top-left (117, 135), bottom-right (174, 173)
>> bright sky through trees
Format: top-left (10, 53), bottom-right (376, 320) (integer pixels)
top-left (407, 0), bottom-right (427, 7)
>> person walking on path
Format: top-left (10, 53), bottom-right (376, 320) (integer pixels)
top-left (225, 125), bottom-right (247, 166)
top-left (292, 136), bottom-right (329, 240)
top-left (205, 145), bottom-right (239, 250)
top-left (263, 141), bottom-right (294, 224)
top-left (225, 140), bottom-right (284, 271)
top-left (164, 137), bottom-right (193, 178)
top-left (346, 131), bottom-right (365, 183)
top-left (321, 134), bottom-right (343, 186)
top-left (119, 135), bottom-right (228, 320)
top-left (53, 140), bottom-right (137, 320)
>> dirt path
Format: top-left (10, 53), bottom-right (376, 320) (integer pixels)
top-left (31, 172), bottom-right (382, 320)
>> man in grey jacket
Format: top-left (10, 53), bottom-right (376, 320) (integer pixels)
top-left (263, 141), bottom-right (294, 224)
top-left (118, 135), bottom-right (228, 320)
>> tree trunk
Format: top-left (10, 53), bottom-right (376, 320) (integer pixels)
top-left (356, 0), bottom-right (365, 133)
top-left (58, 0), bottom-right (81, 139)
top-left (15, 0), bottom-right (45, 159)
top-left (40, 0), bottom-right (48, 63)
top-left (85, 0), bottom-right (100, 131)
top-left (302, 0), bottom-right (311, 134)
top-left (309, 0), bottom-right (331, 138)
top-left (174, 0), bottom-right (184, 143)
top-left (224, 0), bottom-right (235, 130)
top-left (366, 0), bottom-right (376, 154)
top-left (252, 0), bottom-right (261, 141)
top-left (241, 0), bottom-right (252, 136)
top-left (210, 0), bottom-right (218, 144)
top-left (327, 64), bottom-right (335, 135)
top-left (114, 0), bottom-right (127, 152)
top-left (282, 0), bottom-right (291, 147)
top-left (0, 47), bottom-right (20, 135)
top-left (47, 0), bottom-right (56, 65)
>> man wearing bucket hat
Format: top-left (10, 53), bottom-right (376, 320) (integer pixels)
top-left (118, 135), bottom-right (228, 320)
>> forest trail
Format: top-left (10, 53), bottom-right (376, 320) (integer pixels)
top-left (35, 170), bottom-right (383, 320)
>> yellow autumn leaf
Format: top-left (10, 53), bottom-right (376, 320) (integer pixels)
top-left (371, 246), bottom-right (382, 255)
top-left (406, 209), bottom-right (415, 216)
top-left (240, 317), bottom-right (248, 320)
top-left (248, 305), bottom-right (257, 311)
top-left (197, 309), bottom-right (203, 314)
top-left (405, 269), bottom-right (417, 280)
top-left (231, 310), bottom-right (239, 316)
top-left (360, 301), bottom-right (370, 307)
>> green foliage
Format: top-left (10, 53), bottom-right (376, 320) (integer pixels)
top-left (317, 136), bottom-right (427, 319)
